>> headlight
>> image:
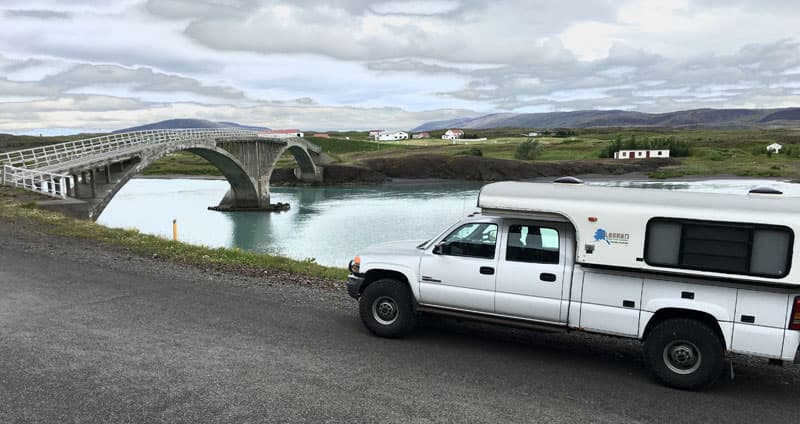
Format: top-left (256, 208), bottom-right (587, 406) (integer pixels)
top-left (349, 256), bottom-right (361, 273)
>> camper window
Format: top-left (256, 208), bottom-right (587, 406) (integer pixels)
top-left (645, 218), bottom-right (792, 278)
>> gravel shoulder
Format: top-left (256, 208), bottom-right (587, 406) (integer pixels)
top-left (1, 219), bottom-right (799, 423)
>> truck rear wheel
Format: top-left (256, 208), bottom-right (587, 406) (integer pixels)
top-left (359, 279), bottom-right (417, 338)
top-left (643, 318), bottom-right (724, 390)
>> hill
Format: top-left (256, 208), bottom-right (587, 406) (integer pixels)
top-left (411, 108), bottom-right (800, 131)
top-left (114, 119), bottom-right (269, 133)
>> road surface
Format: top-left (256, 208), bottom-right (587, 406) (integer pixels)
top-left (0, 223), bottom-right (798, 423)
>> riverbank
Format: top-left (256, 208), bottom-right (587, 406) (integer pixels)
top-left (0, 185), bottom-right (348, 283)
top-left (265, 155), bottom-right (677, 186)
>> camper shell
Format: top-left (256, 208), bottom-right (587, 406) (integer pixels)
top-left (346, 179), bottom-right (800, 389)
top-left (478, 181), bottom-right (797, 287)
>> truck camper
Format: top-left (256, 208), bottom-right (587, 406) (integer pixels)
top-left (346, 178), bottom-right (800, 389)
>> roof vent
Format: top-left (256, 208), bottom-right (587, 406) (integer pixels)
top-left (553, 176), bottom-right (584, 184)
top-left (748, 186), bottom-right (783, 196)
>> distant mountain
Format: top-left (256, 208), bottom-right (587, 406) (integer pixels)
top-left (411, 108), bottom-right (800, 131)
top-left (114, 119), bottom-right (269, 133)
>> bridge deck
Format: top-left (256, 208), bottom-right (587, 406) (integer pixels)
top-left (2, 129), bottom-right (323, 211)
top-left (37, 144), bottom-right (149, 173)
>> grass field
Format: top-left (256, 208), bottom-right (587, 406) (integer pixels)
top-left (4, 128), bottom-right (800, 179)
top-left (0, 133), bottom-right (105, 153)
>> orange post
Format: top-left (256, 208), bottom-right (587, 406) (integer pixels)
top-left (172, 219), bottom-right (178, 241)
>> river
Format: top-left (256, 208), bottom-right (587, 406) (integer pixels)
top-left (97, 178), bottom-right (800, 267)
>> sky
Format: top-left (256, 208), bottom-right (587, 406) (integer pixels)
top-left (1, 0), bottom-right (800, 134)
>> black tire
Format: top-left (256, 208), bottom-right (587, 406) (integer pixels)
top-left (358, 278), bottom-right (417, 338)
top-left (643, 318), bottom-right (725, 390)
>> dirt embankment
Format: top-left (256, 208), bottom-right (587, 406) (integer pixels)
top-left (272, 154), bottom-right (677, 185)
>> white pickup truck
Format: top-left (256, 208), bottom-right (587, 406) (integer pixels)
top-left (346, 179), bottom-right (800, 390)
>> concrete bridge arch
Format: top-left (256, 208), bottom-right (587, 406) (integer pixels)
top-left (3, 130), bottom-right (326, 220)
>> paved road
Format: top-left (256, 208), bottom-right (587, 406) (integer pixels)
top-left (1, 226), bottom-right (798, 423)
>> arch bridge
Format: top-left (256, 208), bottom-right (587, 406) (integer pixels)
top-left (0, 129), bottom-right (325, 220)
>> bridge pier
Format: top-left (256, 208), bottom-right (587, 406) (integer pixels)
top-left (208, 139), bottom-right (321, 211)
top-left (90, 169), bottom-right (97, 198)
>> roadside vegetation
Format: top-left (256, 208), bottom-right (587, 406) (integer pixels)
top-left (0, 186), bottom-right (348, 280)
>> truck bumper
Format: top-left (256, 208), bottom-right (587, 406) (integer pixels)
top-left (346, 274), bottom-right (365, 299)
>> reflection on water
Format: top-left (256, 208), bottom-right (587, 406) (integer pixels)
top-left (98, 179), bottom-right (482, 267)
top-left (98, 178), bottom-right (800, 267)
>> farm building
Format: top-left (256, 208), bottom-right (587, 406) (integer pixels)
top-left (412, 132), bottom-right (430, 139)
top-left (368, 130), bottom-right (384, 137)
top-left (614, 150), bottom-right (670, 159)
top-left (376, 131), bottom-right (409, 141)
top-left (258, 129), bottom-right (304, 138)
top-left (313, 133), bottom-right (331, 138)
top-left (767, 143), bottom-right (783, 153)
top-left (441, 129), bottom-right (464, 140)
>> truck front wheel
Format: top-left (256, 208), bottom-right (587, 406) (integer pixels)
top-left (359, 279), bottom-right (417, 338)
top-left (643, 318), bottom-right (725, 390)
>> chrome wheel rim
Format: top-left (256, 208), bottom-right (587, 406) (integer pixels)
top-left (663, 340), bottom-right (702, 375)
top-left (372, 296), bottom-right (399, 325)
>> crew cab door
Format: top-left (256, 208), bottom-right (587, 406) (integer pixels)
top-left (418, 222), bottom-right (499, 313)
top-left (494, 221), bottom-right (568, 323)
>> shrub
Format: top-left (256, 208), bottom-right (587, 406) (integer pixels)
top-left (456, 148), bottom-right (483, 157)
top-left (514, 139), bottom-right (543, 160)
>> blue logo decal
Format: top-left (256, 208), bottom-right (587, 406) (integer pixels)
top-left (594, 229), bottom-right (611, 244)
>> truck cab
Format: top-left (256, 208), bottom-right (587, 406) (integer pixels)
top-left (347, 180), bottom-right (800, 390)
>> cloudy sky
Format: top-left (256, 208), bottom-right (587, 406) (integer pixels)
top-left (1, 0), bottom-right (799, 134)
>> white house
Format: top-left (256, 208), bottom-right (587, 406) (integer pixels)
top-left (368, 130), bottom-right (384, 137)
top-left (441, 129), bottom-right (464, 140)
top-left (767, 143), bottom-right (783, 154)
top-left (412, 132), bottom-right (430, 139)
top-left (376, 131), bottom-right (409, 141)
top-left (614, 149), bottom-right (670, 159)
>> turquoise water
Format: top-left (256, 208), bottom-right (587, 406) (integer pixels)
top-left (97, 178), bottom-right (800, 267)
top-left (97, 179), bottom-right (482, 267)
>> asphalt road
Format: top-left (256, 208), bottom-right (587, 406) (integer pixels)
top-left (1, 225), bottom-right (798, 423)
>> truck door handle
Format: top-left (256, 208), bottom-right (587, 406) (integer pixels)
top-left (540, 273), bottom-right (557, 282)
top-left (480, 267), bottom-right (495, 275)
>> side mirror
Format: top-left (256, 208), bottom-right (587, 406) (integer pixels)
top-left (432, 242), bottom-right (445, 255)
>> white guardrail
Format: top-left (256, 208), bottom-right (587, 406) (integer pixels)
top-left (0, 128), bottom-right (262, 170)
top-left (0, 128), bottom-right (314, 199)
top-left (2, 165), bottom-right (71, 199)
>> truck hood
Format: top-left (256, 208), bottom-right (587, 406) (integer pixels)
top-left (361, 239), bottom-right (428, 256)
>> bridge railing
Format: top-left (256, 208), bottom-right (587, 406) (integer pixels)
top-left (2, 165), bottom-right (71, 199)
top-left (0, 128), bottom-right (262, 170)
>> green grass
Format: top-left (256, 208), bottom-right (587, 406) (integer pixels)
top-left (0, 187), bottom-right (348, 280)
top-left (308, 136), bottom-right (403, 155)
top-left (0, 132), bottom-right (106, 153)
top-left (7, 129), bottom-right (800, 180)
top-left (402, 129), bottom-right (800, 179)
top-left (142, 152), bottom-right (223, 176)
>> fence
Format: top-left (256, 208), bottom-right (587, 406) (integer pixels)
top-left (2, 165), bottom-right (71, 199)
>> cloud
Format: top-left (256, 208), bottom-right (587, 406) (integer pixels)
top-left (0, 95), bottom-right (477, 132)
top-left (0, 0), bottom-right (799, 133)
top-left (0, 63), bottom-right (246, 102)
top-left (4, 9), bottom-right (71, 19)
